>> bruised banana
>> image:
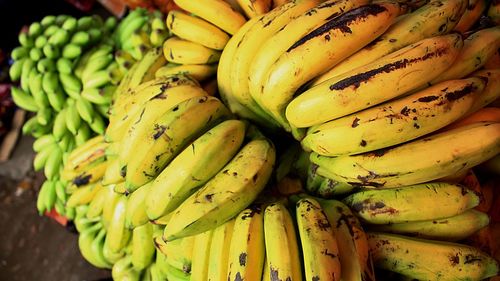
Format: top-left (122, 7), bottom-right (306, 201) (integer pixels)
top-left (287, 33), bottom-right (463, 128)
top-left (302, 76), bottom-right (485, 156)
top-left (368, 232), bottom-right (499, 281)
top-left (145, 119), bottom-right (246, 220)
top-left (310, 121), bottom-right (500, 189)
top-left (163, 138), bottom-right (276, 241)
top-left (314, 0), bottom-right (467, 84)
top-left (343, 182), bottom-right (480, 224)
top-left (453, 0), bottom-right (486, 33)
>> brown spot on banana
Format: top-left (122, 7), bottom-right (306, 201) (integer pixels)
top-left (239, 252), bottom-right (247, 266)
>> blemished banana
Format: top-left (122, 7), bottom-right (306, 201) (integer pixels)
top-left (163, 138), bottom-right (275, 241)
top-left (287, 33), bottom-right (464, 128)
top-left (125, 182), bottom-right (152, 229)
top-left (65, 135), bottom-right (107, 172)
top-left (131, 223), bottom-right (155, 271)
top-left (123, 96), bottom-right (231, 190)
top-left (227, 206), bottom-right (265, 281)
top-left (343, 182), bottom-right (480, 224)
top-left (190, 230), bottom-right (213, 281)
top-left (248, 0), bottom-right (369, 109)
top-left (263, 202), bottom-right (302, 281)
top-left (313, 0), bottom-right (467, 84)
top-left (444, 107), bottom-right (500, 132)
top-left (431, 26), bottom-right (500, 84)
top-left (163, 37), bottom-right (222, 64)
top-left (173, 0), bottom-right (246, 35)
top-left (207, 219), bottom-right (235, 281)
top-left (296, 198), bottom-right (341, 281)
top-left (318, 199), bottom-right (376, 281)
top-left (260, 2), bottom-right (402, 130)
top-left (166, 11), bottom-right (230, 51)
top-left (368, 232), bottom-right (499, 281)
top-left (311, 121), bottom-right (500, 189)
top-left (368, 209), bottom-right (490, 241)
top-left (155, 63), bottom-right (218, 82)
top-left (145, 119), bottom-right (246, 220)
top-left (488, 0), bottom-right (500, 24)
top-left (302, 76), bottom-right (485, 156)
top-left (154, 235), bottom-right (194, 273)
top-left (237, 0), bottom-right (272, 18)
top-left (105, 195), bottom-right (131, 253)
top-left (454, 0), bottom-right (486, 33)
top-left (66, 158), bottom-right (108, 189)
top-left (468, 69), bottom-right (500, 113)
top-left (229, 0), bottom-right (321, 127)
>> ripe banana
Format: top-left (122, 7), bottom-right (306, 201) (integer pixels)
top-left (166, 11), bottom-right (229, 50)
top-left (173, 0), bottom-right (246, 35)
top-left (302, 76), bottom-right (485, 156)
top-left (154, 235), bottom-right (194, 273)
top-left (296, 198), bottom-right (341, 281)
top-left (314, 0), bottom-right (467, 84)
top-left (123, 95), bottom-right (231, 190)
top-left (163, 138), bottom-right (275, 241)
top-left (207, 219), bottom-right (235, 281)
top-left (102, 156), bottom-right (124, 185)
top-left (488, 0), bottom-right (500, 24)
top-left (163, 37), bottom-right (222, 64)
top-left (190, 230), bottom-right (213, 281)
top-left (237, 0), bottom-right (272, 18)
top-left (145, 119), bottom-right (246, 220)
top-left (155, 63), bottom-right (218, 82)
top-left (227, 206), bottom-right (265, 281)
top-left (287, 33), bottom-right (464, 128)
top-left (369, 209), bottom-right (490, 241)
top-left (260, 2), bottom-right (402, 130)
top-left (131, 223), bottom-right (155, 271)
top-left (343, 182), bottom-right (480, 224)
top-left (368, 232), bottom-right (499, 280)
top-left (467, 69), bottom-right (500, 113)
top-left (65, 135), bottom-right (107, 173)
top-left (125, 182), bottom-right (152, 229)
top-left (263, 202), bottom-right (302, 281)
top-left (311, 121), bottom-right (500, 188)
top-left (105, 195), bottom-right (131, 253)
top-left (444, 107), bottom-right (500, 132)
top-left (78, 222), bottom-right (111, 269)
top-left (454, 0), bottom-right (486, 33)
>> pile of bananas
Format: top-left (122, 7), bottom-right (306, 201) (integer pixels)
top-left (8, 0), bottom-right (500, 280)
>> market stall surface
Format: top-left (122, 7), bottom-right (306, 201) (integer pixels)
top-left (0, 136), bottom-right (111, 281)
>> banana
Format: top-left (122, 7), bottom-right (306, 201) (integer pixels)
top-left (248, 0), bottom-right (368, 108)
top-left (302, 76), bottom-right (485, 156)
top-left (89, 113), bottom-right (106, 135)
top-left (105, 195), bottom-right (132, 253)
top-left (173, 0), bottom-right (246, 35)
top-left (20, 58), bottom-right (34, 92)
top-left (314, 0), bottom-right (467, 84)
top-left (230, 0), bottom-right (321, 128)
top-left (66, 183), bottom-right (102, 208)
top-left (237, 0), bottom-right (272, 18)
top-left (102, 156), bottom-right (125, 185)
top-left (444, 107), bottom-right (500, 131)
top-left (190, 230), bottom-right (213, 281)
top-left (343, 182), bottom-right (480, 224)
top-left (287, 33), bottom-right (464, 128)
top-left (81, 85), bottom-right (115, 105)
top-left (260, 2), bottom-right (403, 130)
top-left (67, 160), bottom-right (108, 189)
top-left (86, 185), bottom-right (108, 219)
top-left (296, 198), bottom-right (341, 281)
top-left (155, 63), bottom-right (217, 82)
top-left (75, 97), bottom-right (95, 123)
top-left (163, 36), bottom-right (222, 64)
top-left (44, 145), bottom-right (63, 180)
top-left (65, 99), bottom-right (82, 135)
top-left (310, 121), bottom-right (500, 189)
top-left (123, 96), bottom-right (231, 190)
top-left (431, 26), bottom-right (500, 84)
top-left (227, 206), bottom-right (265, 281)
top-left (454, 0), bottom-right (487, 33)
top-left (37, 58), bottom-right (56, 73)
top-left (38, 180), bottom-right (57, 214)
top-left (29, 70), bottom-right (50, 108)
top-left (145, 119), bottom-right (246, 220)
top-left (368, 232), bottom-right (499, 280)
top-left (488, 0), bottom-right (500, 24)
top-left (207, 219), bottom-right (235, 281)
top-left (369, 209), bottom-right (490, 241)
top-left (112, 255), bottom-right (141, 281)
top-left (33, 134), bottom-right (56, 152)
top-left (36, 107), bottom-right (52, 126)
top-left (154, 235), bottom-right (194, 273)
top-left (82, 70), bottom-right (111, 89)
top-left (125, 182), bottom-right (152, 229)
top-left (163, 138), bottom-right (275, 241)
top-left (9, 58), bottom-right (25, 81)
top-left (34, 142), bottom-right (57, 171)
top-left (11, 87), bottom-right (38, 112)
top-left (166, 11), bottom-right (230, 50)
top-left (263, 202), bottom-right (302, 281)
top-left (65, 135), bottom-right (107, 172)
top-left (151, 212), bottom-right (173, 226)
top-left (131, 223), bottom-right (155, 271)
top-left (78, 222), bottom-right (110, 269)
top-left (75, 123), bottom-right (92, 146)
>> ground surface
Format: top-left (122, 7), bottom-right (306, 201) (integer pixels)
top-left (0, 135), bottom-right (111, 281)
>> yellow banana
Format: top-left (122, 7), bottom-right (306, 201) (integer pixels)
top-left (163, 36), bottom-right (222, 64)
top-left (190, 230), bottom-right (214, 281)
top-left (296, 198), bottom-right (341, 281)
top-left (444, 107), bottom-right (500, 131)
top-left (101, 156), bottom-right (124, 185)
top-left (260, 2), bottom-right (402, 130)
top-left (263, 202), bottom-right (302, 281)
top-left (173, 0), bottom-right (246, 35)
top-left (155, 63), bottom-right (217, 82)
top-left (467, 69), bottom-right (500, 114)
top-left (310, 121), bottom-right (500, 188)
top-left (86, 185), bottom-right (109, 219)
top-left (302, 77), bottom-right (486, 156)
top-left (236, 0), bottom-right (272, 18)
top-left (207, 219), bottom-right (235, 281)
top-left (154, 235), bottom-right (195, 273)
top-left (67, 159), bottom-right (108, 189)
top-left (151, 212), bottom-right (173, 226)
top-left (123, 96), bottom-right (231, 190)
top-left (66, 183), bottom-right (101, 208)
top-left (146, 119), bottom-right (246, 220)
top-left (431, 26), bottom-right (500, 84)
top-left (314, 0), bottom-right (467, 84)
top-left (248, 0), bottom-right (369, 109)
top-left (131, 222), bottom-right (155, 271)
top-left (287, 33), bottom-right (464, 128)
top-left (64, 135), bottom-right (107, 173)
top-left (454, 0), bottom-right (487, 33)
top-left (125, 182), bottom-right (152, 229)
top-left (105, 194), bottom-right (131, 253)
top-left (368, 232), bottom-right (499, 280)
top-left (227, 206), bottom-right (265, 281)
top-left (166, 10), bottom-right (230, 50)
